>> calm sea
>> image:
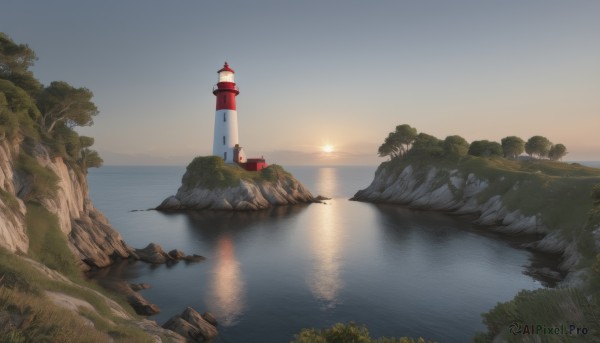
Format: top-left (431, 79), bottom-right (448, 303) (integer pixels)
top-left (85, 164), bottom-right (590, 342)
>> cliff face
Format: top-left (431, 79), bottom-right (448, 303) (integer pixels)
top-left (158, 176), bottom-right (316, 211)
top-left (0, 138), bottom-right (132, 269)
top-left (352, 159), bottom-right (600, 282)
top-left (0, 139), bottom-right (28, 253)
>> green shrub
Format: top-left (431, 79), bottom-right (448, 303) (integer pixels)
top-left (16, 152), bottom-right (59, 201)
top-left (0, 189), bottom-right (20, 213)
top-left (292, 322), bottom-right (434, 343)
top-left (477, 288), bottom-right (600, 342)
top-left (182, 156), bottom-right (295, 190)
top-left (182, 156), bottom-right (238, 189)
top-left (79, 148), bottom-right (103, 171)
top-left (260, 164), bottom-right (291, 182)
top-left (0, 92), bottom-right (19, 140)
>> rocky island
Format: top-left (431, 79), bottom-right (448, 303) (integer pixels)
top-left (351, 124), bottom-right (600, 341)
top-left (157, 156), bottom-right (319, 211)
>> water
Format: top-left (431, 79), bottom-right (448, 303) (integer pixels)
top-left (87, 165), bottom-right (553, 342)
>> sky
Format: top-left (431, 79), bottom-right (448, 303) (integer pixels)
top-left (2, 1), bottom-right (599, 165)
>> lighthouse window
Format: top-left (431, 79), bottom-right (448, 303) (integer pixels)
top-left (224, 152), bottom-right (227, 160)
top-left (223, 113), bottom-right (226, 122)
top-left (223, 136), bottom-right (226, 145)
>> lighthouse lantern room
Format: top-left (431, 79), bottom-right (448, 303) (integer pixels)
top-left (212, 62), bottom-right (246, 164)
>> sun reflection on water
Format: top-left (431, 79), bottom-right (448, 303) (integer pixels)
top-left (206, 234), bottom-right (245, 326)
top-left (307, 168), bottom-right (343, 308)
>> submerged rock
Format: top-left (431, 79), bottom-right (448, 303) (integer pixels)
top-left (168, 249), bottom-right (186, 260)
top-left (184, 254), bottom-right (206, 263)
top-left (135, 243), bottom-right (171, 264)
top-left (202, 312), bottom-right (218, 327)
top-left (130, 283), bottom-right (151, 291)
top-left (97, 280), bottom-right (160, 316)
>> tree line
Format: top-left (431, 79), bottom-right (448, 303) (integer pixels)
top-left (0, 33), bottom-right (102, 171)
top-left (378, 124), bottom-right (568, 161)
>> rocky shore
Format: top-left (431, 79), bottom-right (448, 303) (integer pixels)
top-left (351, 159), bottom-right (600, 286)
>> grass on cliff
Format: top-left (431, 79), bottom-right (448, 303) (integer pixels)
top-left (0, 189), bottom-right (20, 214)
top-left (0, 248), bottom-right (153, 343)
top-left (473, 288), bottom-right (600, 342)
top-left (25, 203), bottom-right (80, 278)
top-left (23, 203), bottom-right (140, 316)
top-left (181, 155), bottom-right (292, 189)
top-left (16, 152), bottom-right (59, 202)
top-left (382, 155), bottom-right (600, 256)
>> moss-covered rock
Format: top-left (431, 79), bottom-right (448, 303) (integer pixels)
top-left (158, 156), bottom-right (317, 211)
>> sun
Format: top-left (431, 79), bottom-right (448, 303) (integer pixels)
top-left (322, 145), bottom-right (334, 153)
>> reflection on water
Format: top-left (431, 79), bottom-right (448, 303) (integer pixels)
top-left (86, 166), bottom-right (554, 342)
top-left (307, 168), bottom-right (342, 308)
top-left (207, 234), bottom-right (245, 326)
top-left (315, 167), bottom-right (338, 199)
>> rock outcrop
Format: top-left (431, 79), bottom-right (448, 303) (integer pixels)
top-left (0, 139), bottom-right (135, 270)
top-left (352, 161), bottom-right (600, 284)
top-left (163, 307), bottom-right (218, 342)
top-left (0, 138), bottom-right (207, 272)
top-left (133, 243), bottom-right (205, 265)
top-left (0, 139), bottom-right (28, 254)
top-left (156, 159), bottom-right (318, 211)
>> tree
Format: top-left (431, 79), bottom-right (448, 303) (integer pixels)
top-left (468, 140), bottom-right (503, 157)
top-left (0, 33), bottom-right (41, 95)
top-left (79, 136), bottom-right (94, 148)
top-left (548, 144), bottom-right (567, 161)
top-left (79, 148), bottom-right (103, 171)
top-left (411, 133), bottom-right (443, 156)
top-left (525, 136), bottom-right (552, 159)
top-left (393, 124), bottom-right (418, 156)
top-left (37, 81), bottom-right (98, 133)
top-left (377, 124), bottom-right (417, 159)
top-left (378, 132), bottom-right (401, 159)
top-left (501, 136), bottom-right (525, 159)
top-left (0, 79), bottom-right (40, 138)
top-left (443, 135), bottom-right (469, 156)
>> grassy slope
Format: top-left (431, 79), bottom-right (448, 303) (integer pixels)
top-left (181, 155), bottom-right (293, 190)
top-left (0, 203), bottom-right (156, 342)
top-left (381, 155), bottom-right (600, 251)
top-left (380, 155), bottom-right (600, 341)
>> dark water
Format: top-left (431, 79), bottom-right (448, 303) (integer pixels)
top-left (87, 165), bottom-right (552, 342)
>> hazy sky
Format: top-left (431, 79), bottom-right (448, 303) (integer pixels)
top-left (2, 1), bottom-right (599, 165)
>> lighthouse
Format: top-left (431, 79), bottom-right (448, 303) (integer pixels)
top-left (212, 62), bottom-right (246, 163)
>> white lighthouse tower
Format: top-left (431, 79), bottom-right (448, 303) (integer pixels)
top-left (212, 62), bottom-right (246, 163)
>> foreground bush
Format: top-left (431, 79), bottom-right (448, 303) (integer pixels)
top-left (292, 322), bottom-right (435, 343)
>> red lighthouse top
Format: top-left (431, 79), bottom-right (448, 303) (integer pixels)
top-left (214, 62), bottom-right (239, 109)
top-left (218, 62), bottom-right (235, 73)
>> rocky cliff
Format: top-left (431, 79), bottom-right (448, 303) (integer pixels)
top-left (0, 139), bottom-right (28, 253)
top-left (0, 138), bottom-right (132, 270)
top-left (352, 157), bottom-right (600, 283)
top-left (157, 156), bottom-right (317, 211)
